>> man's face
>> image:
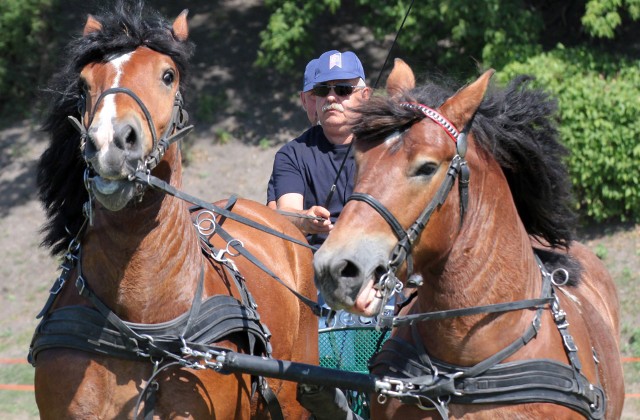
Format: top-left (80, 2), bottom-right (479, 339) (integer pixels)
top-left (313, 78), bottom-right (370, 129)
top-left (300, 91), bottom-right (317, 125)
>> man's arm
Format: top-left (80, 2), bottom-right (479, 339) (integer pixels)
top-left (277, 193), bottom-right (333, 235)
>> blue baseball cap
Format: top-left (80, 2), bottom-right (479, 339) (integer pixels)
top-left (314, 50), bottom-right (365, 84)
top-left (302, 59), bottom-right (318, 92)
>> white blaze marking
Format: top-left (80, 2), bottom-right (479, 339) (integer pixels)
top-left (93, 52), bottom-right (133, 149)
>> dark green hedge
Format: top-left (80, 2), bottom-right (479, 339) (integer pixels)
top-left (497, 46), bottom-right (640, 223)
top-left (0, 0), bottom-right (51, 120)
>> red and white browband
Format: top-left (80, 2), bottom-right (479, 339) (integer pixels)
top-left (400, 102), bottom-right (459, 144)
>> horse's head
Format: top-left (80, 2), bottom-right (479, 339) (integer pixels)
top-left (314, 60), bottom-right (494, 316)
top-left (76, 9), bottom-right (191, 211)
top-left (38, 4), bottom-right (194, 255)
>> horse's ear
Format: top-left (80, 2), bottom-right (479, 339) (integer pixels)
top-left (83, 15), bottom-right (102, 36)
top-left (172, 9), bottom-right (189, 41)
top-left (386, 58), bottom-right (415, 97)
top-left (440, 69), bottom-right (495, 129)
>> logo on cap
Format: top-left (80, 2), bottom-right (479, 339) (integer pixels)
top-left (329, 53), bottom-right (342, 69)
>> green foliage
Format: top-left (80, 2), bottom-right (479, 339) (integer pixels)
top-left (256, 1), bottom-right (339, 72)
top-left (582, 0), bottom-right (640, 38)
top-left (259, 137), bottom-right (272, 149)
top-left (195, 91), bottom-right (230, 124)
top-left (0, 0), bottom-right (52, 120)
top-left (498, 46), bottom-right (640, 222)
top-left (214, 128), bottom-right (233, 144)
top-left (256, 0), bottom-right (545, 77)
top-left (594, 243), bottom-right (609, 260)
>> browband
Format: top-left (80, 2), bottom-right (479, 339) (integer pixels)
top-left (400, 102), bottom-right (459, 143)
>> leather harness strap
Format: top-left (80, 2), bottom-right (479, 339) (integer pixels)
top-left (368, 255), bottom-right (606, 419)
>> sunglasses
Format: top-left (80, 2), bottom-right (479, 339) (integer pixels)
top-left (311, 84), bottom-right (360, 97)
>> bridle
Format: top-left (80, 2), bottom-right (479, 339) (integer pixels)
top-left (67, 85), bottom-right (194, 178)
top-left (348, 102), bottom-right (471, 322)
top-left (66, 84), bottom-right (193, 223)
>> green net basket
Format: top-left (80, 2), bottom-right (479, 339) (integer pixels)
top-left (319, 328), bottom-right (389, 373)
top-left (318, 327), bottom-right (390, 418)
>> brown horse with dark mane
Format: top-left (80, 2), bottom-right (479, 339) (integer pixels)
top-left (30, 2), bottom-right (317, 418)
top-left (314, 59), bottom-right (624, 418)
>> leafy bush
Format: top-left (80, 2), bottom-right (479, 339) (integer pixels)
top-left (257, 0), bottom-right (544, 77)
top-left (0, 0), bottom-right (51, 120)
top-left (498, 46), bottom-right (640, 223)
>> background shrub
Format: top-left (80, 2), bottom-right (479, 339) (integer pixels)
top-left (498, 47), bottom-right (640, 223)
top-left (0, 0), bottom-right (51, 121)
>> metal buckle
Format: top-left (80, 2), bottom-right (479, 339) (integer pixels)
top-left (75, 276), bottom-right (87, 297)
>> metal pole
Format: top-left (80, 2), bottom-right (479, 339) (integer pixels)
top-left (219, 352), bottom-right (378, 393)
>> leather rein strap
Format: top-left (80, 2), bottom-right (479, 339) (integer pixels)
top-left (135, 172), bottom-right (327, 318)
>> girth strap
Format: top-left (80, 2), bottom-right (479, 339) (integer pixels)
top-left (371, 336), bottom-right (605, 419)
top-left (29, 293), bottom-right (269, 364)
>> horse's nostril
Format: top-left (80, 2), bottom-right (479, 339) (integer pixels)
top-left (113, 124), bottom-right (139, 151)
top-left (340, 261), bottom-right (360, 279)
top-left (125, 129), bottom-right (136, 147)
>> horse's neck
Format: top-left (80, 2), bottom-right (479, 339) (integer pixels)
top-left (81, 154), bottom-right (203, 322)
top-left (414, 158), bottom-right (541, 363)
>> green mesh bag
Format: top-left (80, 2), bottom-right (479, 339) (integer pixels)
top-left (318, 327), bottom-right (390, 418)
top-left (319, 328), bottom-right (389, 373)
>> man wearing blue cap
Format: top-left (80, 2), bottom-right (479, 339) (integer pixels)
top-left (268, 50), bottom-right (371, 246)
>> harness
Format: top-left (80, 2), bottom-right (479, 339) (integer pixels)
top-left (348, 103), bottom-right (606, 418)
top-left (30, 86), bottom-right (323, 419)
top-left (28, 198), bottom-right (284, 419)
top-left (370, 258), bottom-right (605, 418)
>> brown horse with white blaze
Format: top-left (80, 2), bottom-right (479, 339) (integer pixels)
top-left (31, 3), bottom-right (317, 419)
top-left (314, 59), bottom-right (624, 419)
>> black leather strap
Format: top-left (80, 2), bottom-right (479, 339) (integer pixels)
top-left (258, 377), bottom-right (284, 420)
top-left (136, 172), bottom-right (315, 250)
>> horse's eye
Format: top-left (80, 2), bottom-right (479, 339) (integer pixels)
top-left (414, 162), bottom-right (438, 178)
top-left (162, 70), bottom-right (175, 85)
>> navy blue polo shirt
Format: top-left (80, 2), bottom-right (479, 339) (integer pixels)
top-left (268, 125), bottom-right (355, 246)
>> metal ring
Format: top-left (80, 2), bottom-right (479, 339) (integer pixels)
top-left (225, 239), bottom-right (244, 257)
top-left (551, 268), bottom-right (570, 286)
top-left (195, 211), bottom-right (216, 236)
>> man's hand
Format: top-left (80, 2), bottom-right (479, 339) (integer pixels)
top-left (276, 193), bottom-right (333, 235)
top-left (301, 205), bottom-right (332, 234)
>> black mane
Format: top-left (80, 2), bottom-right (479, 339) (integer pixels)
top-left (353, 75), bottom-right (576, 248)
top-left (37, 0), bottom-right (194, 255)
